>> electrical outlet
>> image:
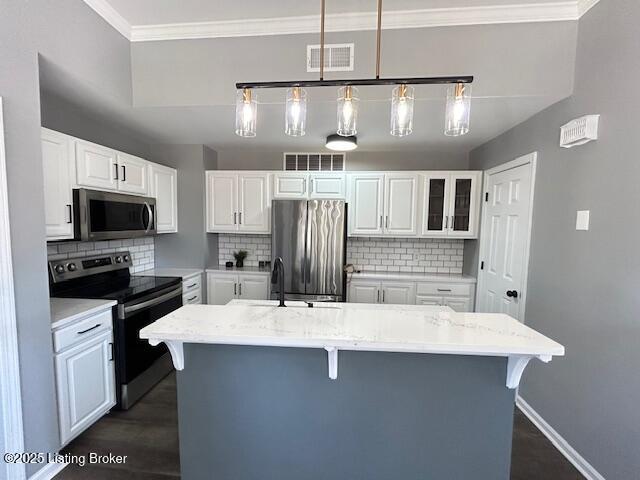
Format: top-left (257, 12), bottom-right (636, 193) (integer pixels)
top-left (413, 253), bottom-right (420, 261)
top-left (576, 210), bottom-right (590, 231)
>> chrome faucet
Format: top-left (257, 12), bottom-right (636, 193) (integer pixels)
top-left (271, 257), bottom-right (286, 307)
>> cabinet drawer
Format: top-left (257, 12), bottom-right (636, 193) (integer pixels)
top-left (416, 282), bottom-right (472, 297)
top-left (182, 275), bottom-right (202, 294)
top-left (53, 310), bottom-right (112, 353)
top-left (183, 288), bottom-right (203, 305)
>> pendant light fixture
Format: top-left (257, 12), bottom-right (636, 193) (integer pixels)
top-left (285, 87), bottom-right (307, 136)
top-left (326, 134), bottom-right (357, 151)
top-left (444, 83), bottom-right (471, 137)
top-left (235, 88), bottom-right (257, 137)
top-left (337, 86), bottom-right (359, 136)
top-left (390, 84), bottom-right (414, 137)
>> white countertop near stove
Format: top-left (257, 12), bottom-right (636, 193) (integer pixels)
top-left (349, 271), bottom-right (477, 283)
top-left (138, 268), bottom-right (203, 280)
top-left (50, 297), bottom-right (117, 330)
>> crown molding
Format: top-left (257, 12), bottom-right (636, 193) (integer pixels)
top-left (83, 0), bottom-right (131, 40)
top-left (82, 1), bottom-right (600, 43)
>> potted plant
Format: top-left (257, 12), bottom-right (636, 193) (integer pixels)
top-left (233, 250), bottom-right (248, 268)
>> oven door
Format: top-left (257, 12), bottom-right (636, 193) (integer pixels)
top-left (75, 188), bottom-right (156, 241)
top-left (114, 284), bottom-right (182, 408)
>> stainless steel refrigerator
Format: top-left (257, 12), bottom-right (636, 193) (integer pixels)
top-left (271, 199), bottom-right (347, 302)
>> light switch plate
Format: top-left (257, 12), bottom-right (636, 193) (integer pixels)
top-left (576, 210), bottom-right (590, 231)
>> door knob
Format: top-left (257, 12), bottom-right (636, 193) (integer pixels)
top-left (506, 290), bottom-right (518, 298)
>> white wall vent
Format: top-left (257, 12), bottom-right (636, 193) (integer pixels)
top-left (560, 115), bottom-right (600, 148)
top-left (307, 43), bottom-right (354, 72)
top-left (283, 153), bottom-right (346, 171)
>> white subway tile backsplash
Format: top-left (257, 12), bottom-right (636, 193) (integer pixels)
top-left (47, 237), bottom-right (155, 272)
top-left (218, 234), bottom-right (271, 267)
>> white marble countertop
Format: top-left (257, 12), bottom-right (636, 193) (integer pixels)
top-left (140, 300), bottom-right (563, 358)
top-left (138, 267), bottom-right (203, 280)
top-left (349, 271), bottom-right (477, 283)
top-left (206, 266), bottom-right (271, 275)
top-left (50, 297), bottom-right (117, 330)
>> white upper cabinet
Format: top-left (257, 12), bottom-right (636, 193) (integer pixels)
top-left (273, 172), bottom-right (345, 199)
top-left (421, 171), bottom-right (482, 239)
top-left (116, 153), bottom-right (149, 195)
top-left (206, 172), bottom-right (270, 234)
top-left (148, 163), bottom-right (178, 233)
top-left (273, 172), bottom-right (308, 198)
top-left (309, 173), bottom-right (345, 199)
top-left (384, 173), bottom-right (419, 236)
top-left (75, 139), bottom-right (118, 191)
top-left (42, 129), bottom-right (74, 240)
top-left (349, 174), bottom-right (385, 236)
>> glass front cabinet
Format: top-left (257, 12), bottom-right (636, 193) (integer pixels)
top-left (421, 172), bottom-right (482, 238)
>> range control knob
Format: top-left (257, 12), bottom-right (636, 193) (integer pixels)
top-left (115, 256), bottom-right (123, 263)
top-left (67, 263), bottom-right (77, 272)
top-left (54, 264), bottom-right (65, 274)
top-left (123, 255), bottom-right (130, 262)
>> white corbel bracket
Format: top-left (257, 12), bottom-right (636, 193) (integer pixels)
top-left (506, 354), bottom-right (552, 389)
top-left (149, 339), bottom-right (185, 371)
top-left (325, 347), bottom-right (338, 380)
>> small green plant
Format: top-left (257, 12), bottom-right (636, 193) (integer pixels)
top-left (233, 250), bottom-right (248, 268)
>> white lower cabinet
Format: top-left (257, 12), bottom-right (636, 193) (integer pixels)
top-left (349, 278), bottom-right (475, 311)
top-left (53, 310), bottom-right (116, 446)
top-left (207, 271), bottom-right (270, 305)
top-left (182, 272), bottom-right (203, 305)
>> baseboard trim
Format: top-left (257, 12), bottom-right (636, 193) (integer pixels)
top-left (516, 396), bottom-right (606, 480)
top-left (28, 461), bottom-right (67, 480)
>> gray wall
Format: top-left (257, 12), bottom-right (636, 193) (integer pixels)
top-left (215, 149), bottom-right (469, 170)
top-left (465, 2), bottom-right (640, 478)
top-left (150, 145), bottom-right (219, 269)
top-left (0, 1), bottom-right (133, 476)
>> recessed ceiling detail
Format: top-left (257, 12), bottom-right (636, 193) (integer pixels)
top-left (84, 0), bottom-right (600, 42)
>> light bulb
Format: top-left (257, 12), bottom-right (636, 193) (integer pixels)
top-left (235, 88), bottom-right (257, 137)
top-left (337, 86), bottom-right (359, 136)
top-left (390, 84), bottom-right (414, 137)
top-left (285, 87), bottom-right (307, 137)
top-left (445, 83), bottom-right (471, 137)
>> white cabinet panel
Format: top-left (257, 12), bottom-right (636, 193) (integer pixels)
top-left (238, 274), bottom-right (269, 300)
top-left (42, 129), bottom-right (74, 240)
top-left (348, 281), bottom-right (380, 303)
top-left (448, 172), bottom-right (481, 238)
top-left (75, 140), bottom-right (118, 191)
top-left (55, 329), bottom-right (115, 446)
top-left (149, 163), bottom-right (178, 233)
top-left (183, 289), bottom-right (203, 305)
top-left (384, 174), bottom-right (418, 236)
top-left (416, 295), bottom-right (443, 306)
top-left (238, 174), bottom-right (270, 233)
top-left (117, 152), bottom-right (148, 195)
top-left (206, 172), bottom-right (238, 232)
top-left (382, 282), bottom-right (416, 305)
top-left (207, 273), bottom-right (238, 305)
top-left (443, 296), bottom-right (473, 312)
top-left (421, 173), bottom-right (450, 237)
top-left (273, 173), bottom-right (308, 198)
top-left (310, 173), bottom-right (345, 199)
top-left (349, 174), bottom-right (384, 236)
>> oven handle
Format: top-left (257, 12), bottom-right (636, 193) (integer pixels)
top-left (143, 202), bottom-right (154, 234)
top-left (118, 285), bottom-right (182, 319)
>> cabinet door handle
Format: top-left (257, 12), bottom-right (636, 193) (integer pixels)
top-left (303, 179), bottom-right (306, 194)
top-left (385, 216), bottom-right (389, 229)
top-left (233, 212), bottom-right (237, 224)
top-left (66, 204), bottom-right (72, 224)
top-left (234, 283), bottom-right (237, 295)
top-left (382, 290), bottom-right (385, 303)
top-left (77, 323), bottom-right (101, 335)
top-left (380, 215), bottom-right (383, 229)
top-left (437, 288), bottom-right (452, 292)
top-left (187, 295), bottom-right (198, 302)
top-left (114, 163), bottom-right (119, 180)
top-left (186, 283), bottom-right (197, 289)
top-left (376, 289), bottom-right (380, 303)
top-left (239, 212), bottom-right (242, 224)
top-left (449, 216), bottom-right (453, 230)
top-left (239, 283), bottom-right (242, 296)
top-left (310, 178), bottom-right (314, 193)
top-left (445, 216), bottom-right (448, 229)
top-left (108, 342), bottom-right (114, 361)
top-left (122, 165), bottom-right (126, 182)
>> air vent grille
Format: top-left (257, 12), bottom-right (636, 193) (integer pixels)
top-left (307, 43), bottom-right (354, 72)
top-left (283, 153), bottom-right (346, 171)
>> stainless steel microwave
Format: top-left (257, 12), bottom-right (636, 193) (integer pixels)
top-left (73, 189), bottom-right (156, 241)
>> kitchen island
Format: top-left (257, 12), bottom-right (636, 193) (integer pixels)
top-left (140, 300), bottom-right (564, 480)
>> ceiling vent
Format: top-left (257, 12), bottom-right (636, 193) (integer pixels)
top-left (560, 115), bottom-right (600, 148)
top-left (283, 153), bottom-right (346, 171)
top-left (307, 43), bottom-right (354, 72)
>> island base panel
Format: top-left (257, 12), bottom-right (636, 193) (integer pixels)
top-left (177, 344), bottom-right (515, 480)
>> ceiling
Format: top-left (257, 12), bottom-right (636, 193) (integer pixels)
top-left (104, 0), bottom-right (574, 25)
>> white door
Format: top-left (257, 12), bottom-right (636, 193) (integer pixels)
top-left (42, 129), bottom-right (74, 239)
top-left (348, 281), bottom-right (380, 303)
top-left (117, 153), bottom-right (148, 195)
top-left (238, 274), bottom-right (269, 300)
top-left (75, 140), bottom-right (118, 191)
top-left (382, 282), bottom-right (416, 305)
top-left (149, 163), bottom-right (178, 233)
top-left (206, 172), bottom-right (238, 232)
top-left (55, 330), bottom-right (115, 446)
top-left (443, 297), bottom-right (472, 312)
top-left (384, 173), bottom-right (418, 236)
top-left (207, 274), bottom-right (238, 305)
top-left (422, 173), bottom-right (450, 237)
top-left (273, 173), bottom-right (308, 199)
top-left (448, 172), bottom-right (481, 238)
top-left (309, 174), bottom-right (346, 199)
top-left (238, 174), bottom-right (270, 233)
top-left (349, 174), bottom-right (384, 236)
top-left (416, 295), bottom-right (443, 306)
top-left (476, 154), bottom-right (536, 321)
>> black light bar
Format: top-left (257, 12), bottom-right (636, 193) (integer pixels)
top-left (236, 76), bottom-right (473, 90)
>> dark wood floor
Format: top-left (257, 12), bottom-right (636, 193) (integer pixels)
top-left (55, 374), bottom-right (584, 479)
